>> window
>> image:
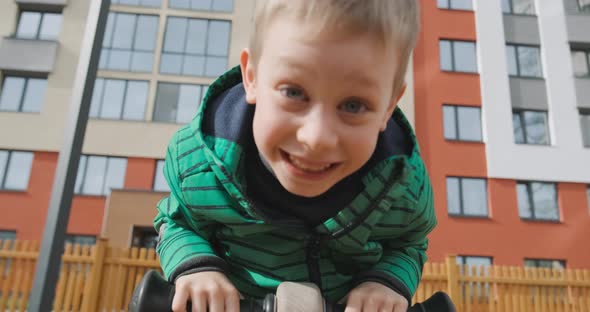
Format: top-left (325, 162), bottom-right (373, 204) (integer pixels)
top-left (447, 177), bottom-right (488, 217)
top-left (131, 226), bottom-right (158, 248)
top-left (0, 151), bottom-right (34, 191)
top-left (16, 11), bottom-right (62, 40)
top-left (0, 231), bottom-right (16, 242)
top-left (513, 110), bottom-right (550, 145)
top-left (517, 181), bottom-right (559, 221)
top-left (153, 82), bottom-right (207, 123)
top-left (457, 256), bottom-right (492, 271)
top-left (65, 235), bottom-right (96, 246)
top-left (100, 13), bottom-right (159, 72)
top-left (75, 155), bottom-right (127, 196)
top-left (502, 0), bottom-right (536, 15)
top-left (524, 259), bottom-right (565, 270)
top-left (436, 0), bottom-right (472, 10)
top-left (506, 44), bottom-right (543, 78)
top-left (456, 256), bottom-right (492, 298)
top-left (160, 17), bottom-right (231, 77)
top-left (0, 76), bottom-right (47, 113)
top-left (439, 40), bottom-right (477, 73)
top-left (581, 111), bottom-right (590, 147)
top-left (153, 160), bottom-right (170, 192)
top-left (169, 0), bottom-right (234, 12)
top-left (571, 50), bottom-right (590, 77)
top-left (443, 105), bottom-right (482, 142)
top-left (111, 0), bottom-right (161, 7)
top-left (578, 0), bottom-right (590, 13)
top-left (90, 78), bottom-right (148, 120)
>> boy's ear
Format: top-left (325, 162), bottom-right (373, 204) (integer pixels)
top-left (380, 83), bottom-right (407, 131)
top-left (240, 48), bottom-right (257, 104)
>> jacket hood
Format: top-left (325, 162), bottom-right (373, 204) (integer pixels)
top-left (187, 66), bottom-right (425, 236)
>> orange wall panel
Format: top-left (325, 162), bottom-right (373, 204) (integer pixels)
top-left (0, 152), bottom-right (55, 240)
top-left (0, 153), bottom-right (160, 241)
top-left (125, 158), bottom-right (156, 190)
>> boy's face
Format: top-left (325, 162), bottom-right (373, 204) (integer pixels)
top-left (241, 17), bottom-right (403, 198)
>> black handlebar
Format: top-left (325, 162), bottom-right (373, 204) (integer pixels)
top-left (129, 270), bottom-right (456, 312)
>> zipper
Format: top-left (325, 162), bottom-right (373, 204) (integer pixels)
top-left (305, 233), bottom-right (322, 290)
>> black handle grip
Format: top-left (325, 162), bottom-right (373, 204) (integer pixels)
top-left (129, 270), bottom-right (456, 312)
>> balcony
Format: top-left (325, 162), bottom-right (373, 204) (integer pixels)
top-left (0, 37), bottom-right (59, 73)
top-left (15, 0), bottom-right (67, 11)
top-left (503, 15), bottom-right (540, 45)
top-left (509, 77), bottom-right (548, 110)
top-left (575, 78), bottom-right (590, 109)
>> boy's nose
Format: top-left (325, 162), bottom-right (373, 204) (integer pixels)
top-left (296, 112), bottom-right (339, 152)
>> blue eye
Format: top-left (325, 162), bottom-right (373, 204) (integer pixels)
top-left (280, 87), bottom-right (308, 101)
top-left (340, 99), bottom-right (367, 114)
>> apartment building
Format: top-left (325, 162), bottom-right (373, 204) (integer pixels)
top-left (416, 0), bottom-right (590, 269)
top-left (0, 0), bottom-right (588, 269)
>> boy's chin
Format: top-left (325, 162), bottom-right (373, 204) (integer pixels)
top-left (279, 180), bottom-right (333, 198)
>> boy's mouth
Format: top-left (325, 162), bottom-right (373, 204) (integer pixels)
top-left (280, 150), bottom-right (338, 173)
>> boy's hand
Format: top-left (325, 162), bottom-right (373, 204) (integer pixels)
top-left (172, 271), bottom-right (240, 312)
top-left (344, 282), bottom-right (408, 312)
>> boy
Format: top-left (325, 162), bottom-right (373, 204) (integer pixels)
top-left (154, 1), bottom-right (436, 311)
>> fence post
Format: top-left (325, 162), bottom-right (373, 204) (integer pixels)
top-left (445, 255), bottom-right (460, 306)
top-left (81, 238), bottom-right (107, 312)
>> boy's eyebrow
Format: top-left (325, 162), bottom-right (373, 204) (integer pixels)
top-left (277, 56), bottom-right (382, 92)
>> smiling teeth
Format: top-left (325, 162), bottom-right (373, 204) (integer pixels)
top-left (289, 154), bottom-right (332, 172)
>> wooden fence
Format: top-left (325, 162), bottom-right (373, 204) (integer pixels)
top-left (1, 238), bottom-right (589, 311)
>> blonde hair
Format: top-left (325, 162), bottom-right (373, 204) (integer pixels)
top-left (249, 0), bottom-right (420, 98)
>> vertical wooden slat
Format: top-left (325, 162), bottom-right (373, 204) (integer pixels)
top-left (112, 248), bottom-right (130, 310)
top-left (0, 240), bottom-right (8, 310)
top-left (123, 247), bottom-right (141, 309)
top-left (73, 245), bottom-right (90, 311)
top-left (445, 255), bottom-right (460, 310)
top-left (17, 241), bottom-right (35, 312)
top-left (100, 247), bottom-right (118, 312)
top-left (53, 244), bottom-right (73, 312)
top-left (0, 240), bottom-right (13, 312)
top-left (62, 244), bottom-right (78, 312)
top-left (8, 241), bottom-right (24, 312)
top-left (81, 238), bottom-right (108, 312)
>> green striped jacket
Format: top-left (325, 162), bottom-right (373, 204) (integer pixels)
top-left (154, 67), bottom-right (437, 302)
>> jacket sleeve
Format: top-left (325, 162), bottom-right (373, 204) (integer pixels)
top-left (353, 169), bottom-right (437, 303)
top-left (154, 135), bottom-right (227, 283)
